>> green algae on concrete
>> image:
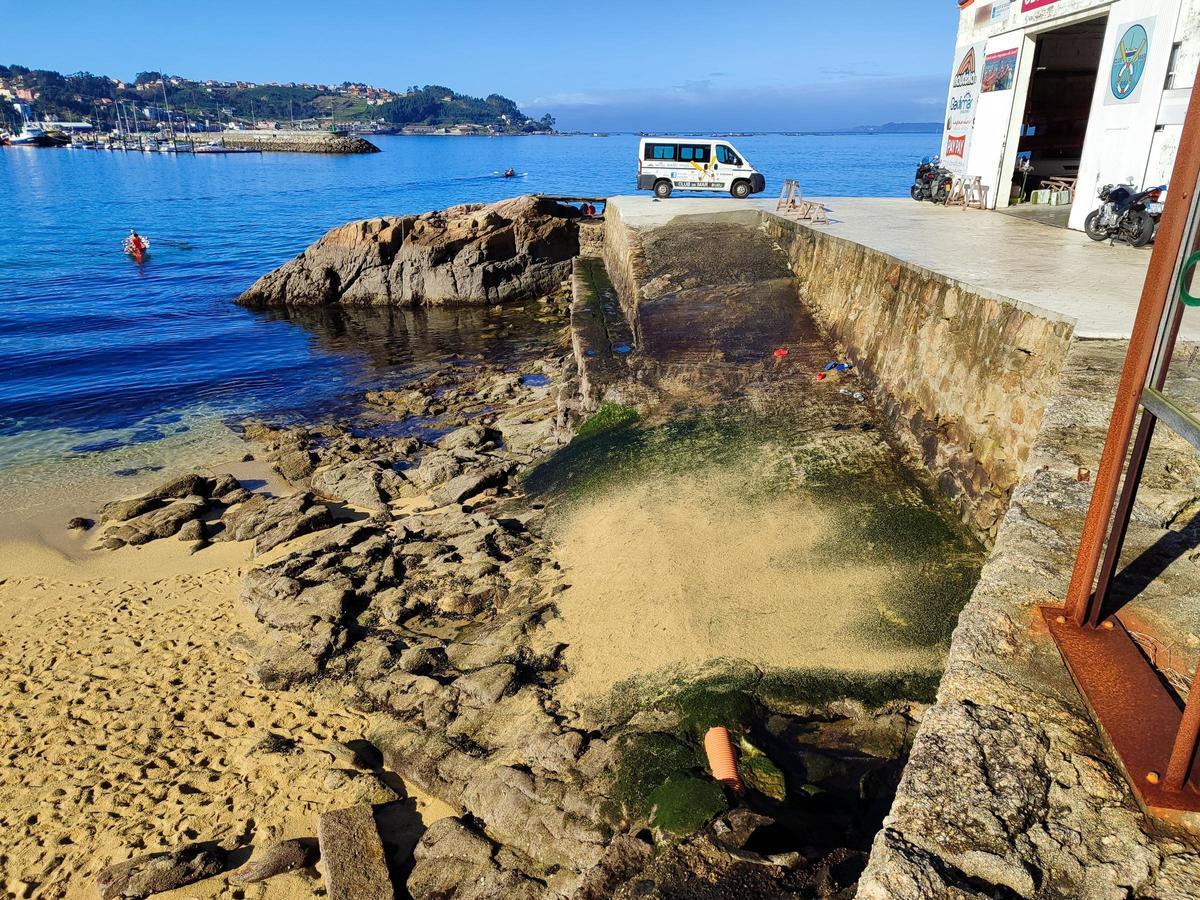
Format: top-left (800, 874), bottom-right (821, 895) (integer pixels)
top-left (539, 402), bottom-right (984, 704)
top-left (648, 776), bottom-right (729, 837)
top-left (756, 667), bottom-right (943, 711)
top-left (595, 661), bottom-right (941, 737)
top-left (575, 402), bottom-right (640, 440)
top-left (612, 731), bottom-right (705, 819)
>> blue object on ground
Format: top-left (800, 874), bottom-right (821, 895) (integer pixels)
top-left (613, 343), bottom-right (631, 354)
top-left (824, 361), bottom-right (838, 371)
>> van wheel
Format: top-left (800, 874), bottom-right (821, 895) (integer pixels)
top-left (730, 180), bottom-right (751, 199)
top-left (654, 180), bottom-right (672, 198)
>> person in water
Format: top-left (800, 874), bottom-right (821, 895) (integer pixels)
top-left (503, 168), bottom-right (515, 177)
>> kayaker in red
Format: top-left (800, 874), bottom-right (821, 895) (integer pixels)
top-left (124, 229), bottom-right (147, 261)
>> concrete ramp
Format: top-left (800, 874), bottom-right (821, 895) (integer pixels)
top-left (582, 207), bottom-right (843, 408)
top-left (634, 218), bottom-right (811, 367)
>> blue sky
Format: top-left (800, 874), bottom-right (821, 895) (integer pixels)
top-left (5, 1), bottom-right (958, 130)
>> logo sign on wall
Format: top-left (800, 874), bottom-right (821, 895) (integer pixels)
top-left (1107, 20), bottom-right (1154, 103)
top-left (981, 48), bottom-right (1018, 93)
top-left (1021, 0), bottom-right (1062, 12)
top-left (941, 42), bottom-right (985, 175)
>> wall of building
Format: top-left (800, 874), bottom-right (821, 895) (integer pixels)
top-left (1069, 0), bottom-right (1186, 228)
top-left (1143, 0), bottom-right (1199, 188)
top-left (965, 31), bottom-right (1027, 207)
top-left (946, 0), bottom-right (1195, 226)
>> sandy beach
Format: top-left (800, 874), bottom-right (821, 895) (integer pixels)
top-left (0, 524), bottom-right (451, 898)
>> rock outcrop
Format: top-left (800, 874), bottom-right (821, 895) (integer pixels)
top-left (237, 195), bottom-right (581, 307)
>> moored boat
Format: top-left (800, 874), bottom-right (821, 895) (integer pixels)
top-left (6, 102), bottom-right (68, 147)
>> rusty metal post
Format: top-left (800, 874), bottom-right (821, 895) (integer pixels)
top-left (1063, 73), bottom-right (1200, 626)
top-left (1164, 667), bottom-right (1200, 792)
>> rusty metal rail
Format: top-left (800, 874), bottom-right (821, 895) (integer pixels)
top-left (1046, 69), bottom-right (1200, 818)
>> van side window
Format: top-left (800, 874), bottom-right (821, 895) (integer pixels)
top-left (678, 144), bottom-right (711, 163)
top-left (716, 145), bottom-right (740, 165)
top-left (645, 143), bottom-right (677, 160)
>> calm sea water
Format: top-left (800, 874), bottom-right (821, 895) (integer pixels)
top-left (0, 133), bottom-right (933, 484)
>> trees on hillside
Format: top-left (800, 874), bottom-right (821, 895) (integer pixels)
top-left (1, 65), bottom-right (550, 133)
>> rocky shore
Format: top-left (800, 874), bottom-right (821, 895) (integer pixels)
top-left (238, 195), bottom-right (581, 308)
top-left (75, 341), bottom-right (921, 898)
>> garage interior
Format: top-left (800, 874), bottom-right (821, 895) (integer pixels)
top-left (1002, 16), bottom-right (1108, 227)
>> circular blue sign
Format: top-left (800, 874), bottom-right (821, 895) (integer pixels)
top-left (1111, 24), bottom-right (1149, 100)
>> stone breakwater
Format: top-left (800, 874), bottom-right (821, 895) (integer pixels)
top-left (217, 129), bottom-right (380, 153)
top-left (238, 195), bottom-right (581, 307)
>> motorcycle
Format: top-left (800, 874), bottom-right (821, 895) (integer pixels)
top-left (1145, 186), bottom-right (1167, 242)
top-left (910, 156), bottom-right (953, 203)
top-left (1084, 183), bottom-right (1164, 247)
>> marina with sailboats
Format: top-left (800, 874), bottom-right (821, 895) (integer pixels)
top-left (1, 74), bottom-right (350, 153)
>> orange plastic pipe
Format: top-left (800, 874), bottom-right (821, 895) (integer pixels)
top-left (704, 726), bottom-right (743, 792)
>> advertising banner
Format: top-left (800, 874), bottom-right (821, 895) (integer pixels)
top-left (1105, 18), bottom-right (1156, 105)
top-left (981, 48), bottom-right (1018, 93)
top-left (940, 42), bottom-right (986, 175)
top-left (1021, 0), bottom-right (1062, 12)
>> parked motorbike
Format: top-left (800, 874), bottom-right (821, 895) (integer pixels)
top-left (1145, 186), bottom-right (1167, 242)
top-left (1084, 183), bottom-right (1165, 247)
top-left (910, 156), bottom-right (953, 203)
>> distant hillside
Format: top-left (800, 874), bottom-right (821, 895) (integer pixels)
top-left (845, 122), bottom-right (941, 134)
top-left (0, 65), bottom-right (553, 133)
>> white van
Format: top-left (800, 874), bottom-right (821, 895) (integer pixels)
top-left (636, 137), bottom-right (766, 199)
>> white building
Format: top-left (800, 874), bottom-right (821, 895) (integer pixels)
top-left (943, 0), bottom-right (1198, 229)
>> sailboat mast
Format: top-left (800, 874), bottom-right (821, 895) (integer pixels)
top-left (181, 88), bottom-right (193, 150)
top-left (160, 72), bottom-right (175, 147)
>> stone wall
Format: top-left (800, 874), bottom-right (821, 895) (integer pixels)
top-left (598, 201), bottom-right (649, 337)
top-left (577, 220), bottom-right (606, 258)
top-left (217, 130), bottom-right (379, 154)
top-left (761, 213), bottom-right (1075, 543)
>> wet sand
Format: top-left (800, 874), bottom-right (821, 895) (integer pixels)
top-left (546, 467), bottom-right (946, 702)
top-left (0, 528), bottom-right (451, 898)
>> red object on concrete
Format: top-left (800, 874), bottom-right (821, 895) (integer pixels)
top-left (704, 727), bottom-right (743, 793)
top-left (773, 348), bottom-right (789, 357)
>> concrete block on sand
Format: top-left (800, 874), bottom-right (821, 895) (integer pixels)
top-left (317, 804), bottom-right (393, 899)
